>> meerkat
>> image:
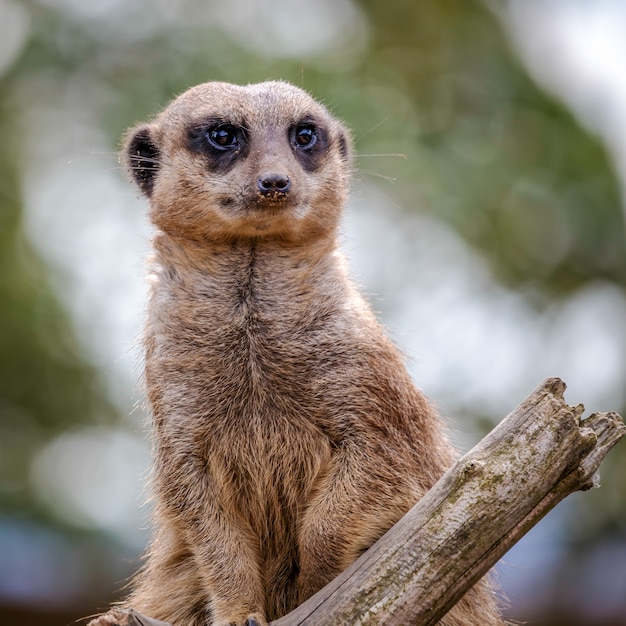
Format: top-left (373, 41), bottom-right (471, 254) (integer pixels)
top-left (89, 80), bottom-right (503, 626)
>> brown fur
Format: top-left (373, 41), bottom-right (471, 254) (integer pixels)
top-left (89, 81), bottom-right (503, 626)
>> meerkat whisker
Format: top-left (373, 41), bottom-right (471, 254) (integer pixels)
top-left (357, 153), bottom-right (407, 158)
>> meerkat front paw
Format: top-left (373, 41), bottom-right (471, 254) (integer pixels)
top-left (213, 613), bottom-right (267, 626)
top-left (87, 608), bottom-right (174, 626)
top-left (86, 608), bottom-right (133, 626)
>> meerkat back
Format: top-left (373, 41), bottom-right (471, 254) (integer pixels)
top-left (88, 81), bottom-right (503, 626)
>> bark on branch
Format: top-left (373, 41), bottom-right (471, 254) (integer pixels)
top-left (112, 378), bottom-right (625, 626)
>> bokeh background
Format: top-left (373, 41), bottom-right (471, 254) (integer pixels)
top-left (1, 0), bottom-right (625, 624)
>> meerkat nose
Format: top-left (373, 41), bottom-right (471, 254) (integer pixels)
top-left (257, 173), bottom-right (291, 196)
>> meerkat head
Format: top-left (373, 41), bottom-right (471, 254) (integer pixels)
top-left (123, 81), bottom-right (352, 243)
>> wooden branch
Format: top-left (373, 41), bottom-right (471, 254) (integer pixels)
top-left (113, 378), bottom-right (625, 626)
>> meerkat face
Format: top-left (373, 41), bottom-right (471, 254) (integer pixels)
top-left (124, 81), bottom-right (352, 243)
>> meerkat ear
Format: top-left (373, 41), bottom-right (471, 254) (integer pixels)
top-left (336, 126), bottom-right (353, 165)
top-left (123, 124), bottom-right (160, 197)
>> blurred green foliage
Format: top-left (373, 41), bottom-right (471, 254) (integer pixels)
top-left (0, 88), bottom-right (117, 519)
top-left (352, 0), bottom-right (626, 293)
top-left (0, 0), bottom-right (624, 624)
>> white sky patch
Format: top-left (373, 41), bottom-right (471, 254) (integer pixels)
top-left (0, 0), bottom-right (30, 78)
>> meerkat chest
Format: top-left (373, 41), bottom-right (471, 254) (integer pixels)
top-left (147, 281), bottom-right (335, 510)
top-left (149, 248), bottom-right (346, 411)
top-left (146, 263), bottom-right (346, 443)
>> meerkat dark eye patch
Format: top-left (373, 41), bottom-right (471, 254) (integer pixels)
top-left (289, 117), bottom-right (328, 172)
top-left (126, 125), bottom-right (161, 197)
top-left (187, 118), bottom-right (249, 173)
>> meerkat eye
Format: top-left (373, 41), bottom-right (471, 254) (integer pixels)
top-left (207, 124), bottom-right (239, 150)
top-left (292, 124), bottom-right (318, 149)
